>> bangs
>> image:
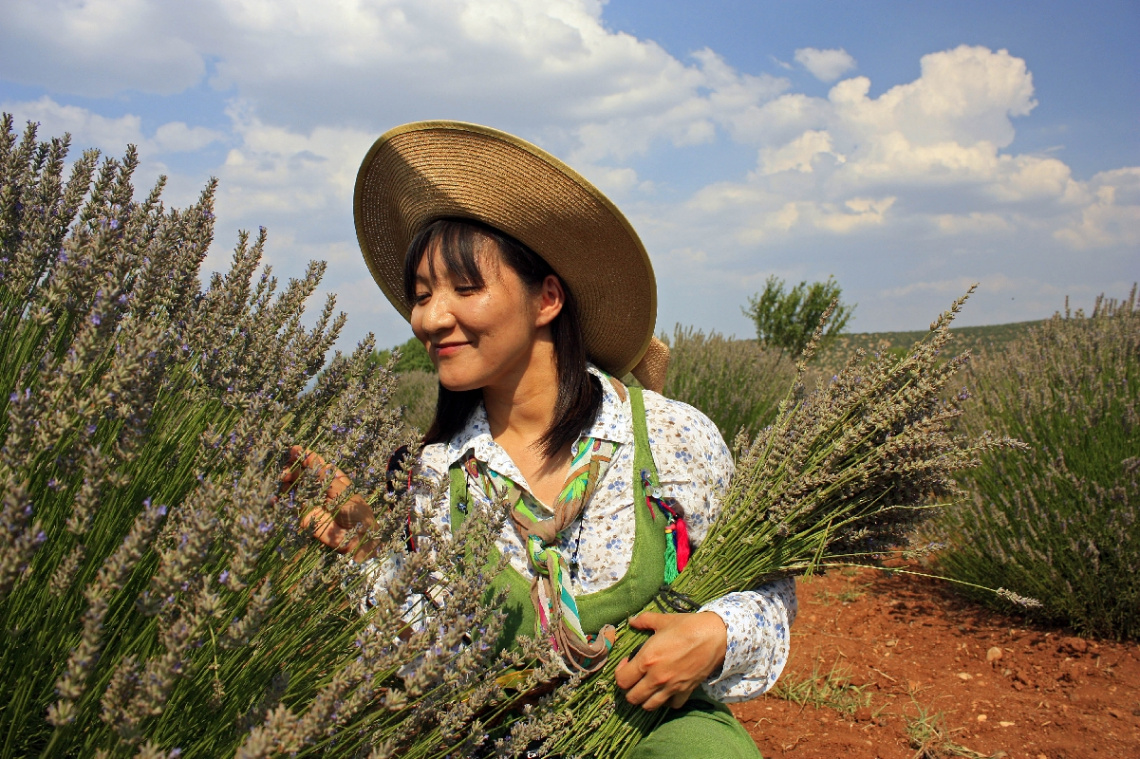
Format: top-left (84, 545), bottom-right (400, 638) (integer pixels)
top-left (402, 219), bottom-right (491, 304)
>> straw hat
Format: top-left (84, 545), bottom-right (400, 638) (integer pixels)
top-left (353, 120), bottom-right (670, 392)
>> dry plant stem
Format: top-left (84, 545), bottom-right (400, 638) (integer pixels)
top-left (551, 287), bottom-right (1024, 758)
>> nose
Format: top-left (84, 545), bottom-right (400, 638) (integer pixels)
top-left (414, 290), bottom-right (457, 338)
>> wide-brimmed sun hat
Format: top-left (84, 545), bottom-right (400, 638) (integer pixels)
top-left (353, 120), bottom-right (669, 392)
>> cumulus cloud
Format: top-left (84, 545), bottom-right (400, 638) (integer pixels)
top-left (2, 1), bottom-right (1135, 341)
top-left (0, 96), bottom-right (224, 157)
top-left (1, 0), bottom-right (793, 166)
top-left (0, 0), bottom-right (213, 96)
top-left (794, 47), bottom-right (857, 82)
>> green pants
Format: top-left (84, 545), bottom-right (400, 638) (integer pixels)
top-left (629, 693), bottom-right (762, 759)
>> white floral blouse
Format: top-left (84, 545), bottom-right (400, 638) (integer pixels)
top-left (375, 366), bottom-right (797, 703)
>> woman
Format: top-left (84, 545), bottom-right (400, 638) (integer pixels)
top-left (295, 121), bottom-right (796, 757)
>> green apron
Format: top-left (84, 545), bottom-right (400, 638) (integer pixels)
top-left (449, 385), bottom-right (761, 758)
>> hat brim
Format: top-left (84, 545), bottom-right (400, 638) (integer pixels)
top-left (354, 121), bottom-right (656, 379)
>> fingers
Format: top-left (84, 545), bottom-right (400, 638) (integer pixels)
top-left (628, 612), bottom-right (665, 632)
top-left (621, 662), bottom-right (684, 710)
top-left (279, 447), bottom-right (345, 493)
top-left (616, 641), bottom-right (671, 710)
top-left (614, 656), bottom-right (641, 691)
top-left (301, 502), bottom-right (361, 556)
top-left (283, 446), bottom-right (378, 562)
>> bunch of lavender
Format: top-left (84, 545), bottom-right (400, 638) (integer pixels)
top-left (548, 290), bottom-right (1020, 758)
top-left (938, 287), bottom-right (1140, 639)
top-left (660, 326), bottom-right (793, 442)
top-left (0, 117), bottom-right (564, 758)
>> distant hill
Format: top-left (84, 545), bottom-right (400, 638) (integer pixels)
top-left (817, 319), bottom-right (1045, 367)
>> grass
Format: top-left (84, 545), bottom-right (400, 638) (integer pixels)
top-left (769, 659), bottom-right (871, 718)
top-left (904, 698), bottom-right (1002, 759)
top-left (812, 583), bottom-right (871, 605)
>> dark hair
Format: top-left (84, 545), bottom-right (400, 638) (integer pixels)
top-left (403, 218), bottom-right (602, 457)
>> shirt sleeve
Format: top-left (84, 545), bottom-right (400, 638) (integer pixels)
top-left (647, 392), bottom-right (798, 703)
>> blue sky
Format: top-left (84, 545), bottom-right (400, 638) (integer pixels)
top-left (2, 0), bottom-right (1137, 352)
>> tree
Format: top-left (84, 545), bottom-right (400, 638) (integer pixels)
top-left (743, 275), bottom-right (854, 357)
top-left (372, 335), bottom-right (434, 373)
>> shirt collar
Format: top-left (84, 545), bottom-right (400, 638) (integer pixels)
top-left (441, 364), bottom-right (633, 475)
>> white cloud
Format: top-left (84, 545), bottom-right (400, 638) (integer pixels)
top-left (0, 96), bottom-right (223, 157)
top-left (758, 130), bottom-right (842, 174)
top-left (1054, 168), bottom-right (1140, 249)
top-left (794, 47), bottom-right (856, 82)
top-left (0, 0), bottom-right (211, 96)
top-left (3, 3), bottom-right (1135, 342)
top-left (1, 0), bottom-right (792, 166)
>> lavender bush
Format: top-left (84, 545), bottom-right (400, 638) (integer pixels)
top-left (550, 294), bottom-right (1023, 758)
top-left (0, 118), bottom-right (567, 758)
top-left (938, 288), bottom-right (1140, 639)
top-left (660, 326), bottom-right (792, 440)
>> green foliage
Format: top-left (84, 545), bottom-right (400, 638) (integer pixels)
top-left (372, 336), bottom-right (433, 374)
top-left (660, 326), bottom-right (792, 441)
top-left (938, 288), bottom-right (1140, 639)
top-left (0, 118), bottom-right (551, 758)
top-left (743, 275), bottom-right (854, 357)
top-left (392, 369), bottom-right (439, 434)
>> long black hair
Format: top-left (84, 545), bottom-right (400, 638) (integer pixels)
top-left (402, 218), bottom-right (603, 457)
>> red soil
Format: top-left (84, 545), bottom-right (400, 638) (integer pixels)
top-left (731, 565), bottom-right (1140, 759)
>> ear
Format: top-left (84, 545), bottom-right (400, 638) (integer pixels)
top-left (533, 274), bottom-right (565, 328)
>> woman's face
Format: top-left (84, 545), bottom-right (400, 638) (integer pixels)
top-left (410, 236), bottom-right (563, 392)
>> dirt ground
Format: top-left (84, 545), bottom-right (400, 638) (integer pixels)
top-left (730, 564), bottom-right (1140, 759)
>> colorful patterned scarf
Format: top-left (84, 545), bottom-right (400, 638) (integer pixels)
top-left (464, 436), bottom-right (618, 673)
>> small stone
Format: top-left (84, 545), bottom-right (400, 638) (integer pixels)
top-left (854, 707), bottom-right (873, 723)
top-left (976, 714), bottom-right (987, 722)
top-left (957, 672), bottom-right (972, 681)
top-left (987, 646), bottom-right (1003, 662)
top-left (999, 721), bottom-right (1015, 727)
top-left (1036, 754), bottom-right (1048, 759)
top-left (1107, 708), bottom-right (1124, 719)
top-left (885, 639), bottom-right (898, 647)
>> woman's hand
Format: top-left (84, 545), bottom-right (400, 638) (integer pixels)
top-left (613, 611), bottom-right (728, 710)
top-left (280, 445), bottom-right (379, 563)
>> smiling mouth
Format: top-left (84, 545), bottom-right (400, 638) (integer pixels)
top-left (433, 342), bottom-right (468, 358)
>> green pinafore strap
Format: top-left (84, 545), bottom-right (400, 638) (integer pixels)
top-left (449, 384), bottom-right (667, 648)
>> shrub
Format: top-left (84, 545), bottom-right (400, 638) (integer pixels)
top-left (743, 275), bottom-right (854, 358)
top-left (661, 325), bottom-right (793, 441)
top-left (373, 336), bottom-right (433, 374)
top-left (937, 288), bottom-right (1140, 639)
top-left (0, 118), bottom-right (553, 757)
